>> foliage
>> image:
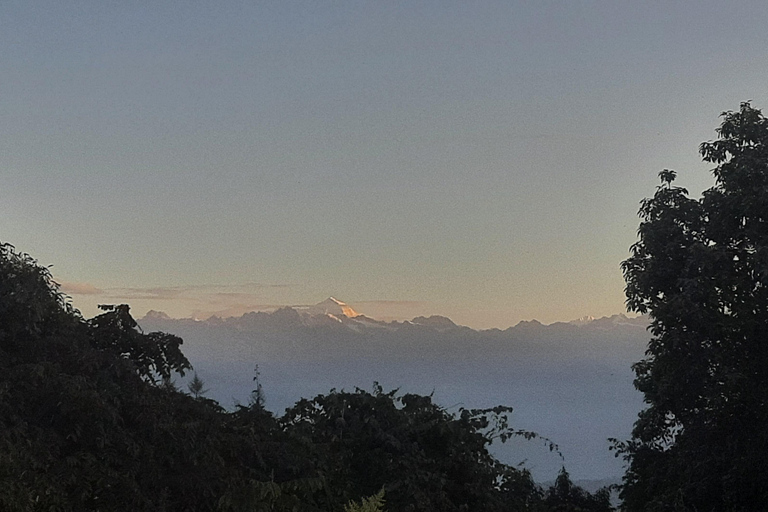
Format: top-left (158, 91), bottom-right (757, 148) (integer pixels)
top-left (344, 489), bottom-right (385, 512)
top-left (616, 102), bottom-right (768, 510)
top-left (250, 364), bottom-right (266, 410)
top-left (89, 303), bottom-right (191, 382)
top-left (279, 385), bottom-right (604, 512)
top-left (544, 467), bottom-right (613, 512)
top-left (0, 243), bottom-right (253, 510)
top-left (0, 242), bottom-right (81, 356)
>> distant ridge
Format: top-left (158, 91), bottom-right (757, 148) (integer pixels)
top-left (140, 299), bottom-right (647, 332)
top-left (570, 315), bottom-right (595, 326)
top-left (411, 315), bottom-right (457, 331)
top-left (143, 310), bottom-right (171, 320)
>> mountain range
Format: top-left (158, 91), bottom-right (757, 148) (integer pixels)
top-left (141, 297), bottom-right (647, 360)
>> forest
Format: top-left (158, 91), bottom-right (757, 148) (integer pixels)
top-left (3, 103), bottom-right (768, 511)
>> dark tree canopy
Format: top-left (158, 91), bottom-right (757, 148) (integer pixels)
top-left (617, 102), bottom-right (768, 511)
top-left (280, 386), bottom-right (545, 511)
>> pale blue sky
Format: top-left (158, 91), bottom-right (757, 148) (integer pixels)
top-left (3, 1), bottom-right (768, 327)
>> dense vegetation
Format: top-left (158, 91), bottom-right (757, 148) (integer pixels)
top-left (0, 242), bottom-right (611, 511)
top-left (616, 102), bottom-right (768, 511)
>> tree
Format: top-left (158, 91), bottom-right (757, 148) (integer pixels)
top-left (0, 243), bottom-right (261, 511)
top-left (249, 365), bottom-right (266, 410)
top-left (544, 467), bottom-right (613, 512)
top-left (188, 372), bottom-right (209, 398)
top-left (0, 242), bottom-right (82, 357)
top-left (616, 102), bottom-right (768, 510)
top-left (279, 385), bottom-right (546, 512)
top-left (88, 303), bottom-right (191, 383)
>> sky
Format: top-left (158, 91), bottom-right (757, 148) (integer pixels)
top-left (3, 1), bottom-right (768, 328)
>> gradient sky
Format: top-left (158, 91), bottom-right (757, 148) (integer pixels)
top-left (3, 1), bottom-right (768, 328)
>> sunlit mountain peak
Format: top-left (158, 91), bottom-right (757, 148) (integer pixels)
top-left (305, 297), bottom-right (359, 318)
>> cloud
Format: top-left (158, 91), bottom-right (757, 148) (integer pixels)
top-left (190, 304), bottom-right (286, 320)
top-left (355, 300), bottom-right (429, 308)
top-left (350, 300), bottom-right (432, 322)
top-left (211, 292), bottom-right (277, 300)
top-left (59, 279), bottom-right (297, 320)
top-left (59, 281), bottom-right (104, 295)
top-left (238, 283), bottom-right (292, 290)
top-left (102, 283), bottom-right (294, 302)
top-left (103, 287), bottom-right (187, 301)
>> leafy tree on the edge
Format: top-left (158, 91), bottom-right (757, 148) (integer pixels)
top-left (0, 243), bottom-right (292, 511)
top-left (0, 241), bottom-right (612, 511)
top-left (615, 102), bottom-right (768, 511)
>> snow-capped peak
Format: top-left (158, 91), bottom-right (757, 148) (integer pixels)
top-left (304, 297), bottom-right (359, 318)
top-left (570, 315), bottom-right (595, 326)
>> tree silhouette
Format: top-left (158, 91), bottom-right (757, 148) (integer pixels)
top-left (616, 102), bottom-right (768, 510)
top-left (544, 467), bottom-right (612, 512)
top-left (187, 372), bottom-right (209, 398)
